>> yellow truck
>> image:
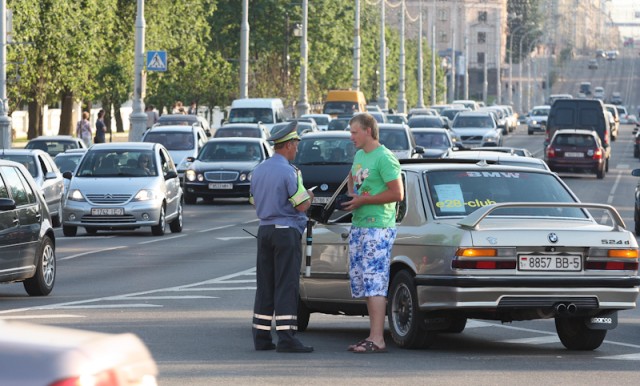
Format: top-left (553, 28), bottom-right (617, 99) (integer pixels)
top-left (322, 90), bottom-right (367, 118)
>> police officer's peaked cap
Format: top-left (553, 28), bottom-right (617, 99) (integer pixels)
top-left (268, 121), bottom-right (300, 144)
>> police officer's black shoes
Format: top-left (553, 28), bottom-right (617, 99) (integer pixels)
top-left (276, 340), bottom-right (314, 353)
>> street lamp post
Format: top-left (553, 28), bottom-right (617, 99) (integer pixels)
top-left (295, 0), bottom-right (309, 117)
top-left (416, 0), bottom-right (425, 109)
top-left (377, 0), bottom-right (388, 110)
top-left (0, 0), bottom-right (11, 149)
top-left (239, 0), bottom-right (249, 99)
top-left (397, 0), bottom-right (407, 114)
top-left (518, 29), bottom-right (541, 114)
top-left (508, 24), bottom-right (525, 106)
top-left (353, 0), bottom-right (360, 91)
top-left (128, 0), bottom-right (147, 142)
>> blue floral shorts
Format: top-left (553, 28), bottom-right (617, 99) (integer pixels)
top-left (348, 227), bottom-right (397, 298)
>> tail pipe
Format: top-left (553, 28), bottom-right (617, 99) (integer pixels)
top-left (554, 302), bottom-right (578, 315)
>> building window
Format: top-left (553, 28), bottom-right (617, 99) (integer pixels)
top-left (477, 32), bottom-right (486, 44)
top-left (478, 11), bottom-right (487, 23)
top-left (438, 9), bottom-right (448, 21)
top-left (439, 31), bottom-right (448, 43)
top-left (477, 52), bottom-right (485, 65)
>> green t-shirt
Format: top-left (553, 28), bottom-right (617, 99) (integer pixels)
top-left (351, 145), bottom-right (401, 228)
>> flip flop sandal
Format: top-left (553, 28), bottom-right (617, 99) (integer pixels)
top-left (347, 339), bottom-right (368, 352)
top-left (352, 340), bottom-right (387, 354)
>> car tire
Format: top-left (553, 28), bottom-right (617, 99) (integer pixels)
top-left (297, 298), bottom-right (311, 332)
top-left (635, 220), bottom-right (640, 236)
top-left (634, 146), bottom-right (639, 158)
top-left (169, 201), bottom-right (183, 233)
top-left (528, 130), bottom-right (533, 135)
top-left (444, 317), bottom-right (467, 333)
top-left (23, 236), bottom-right (55, 296)
top-left (85, 227), bottom-right (98, 235)
top-left (555, 316), bottom-right (607, 350)
top-left (185, 192), bottom-right (197, 205)
top-left (596, 167), bottom-right (605, 179)
top-left (63, 225), bottom-right (77, 237)
top-left (605, 159), bottom-right (609, 172)
top-left (388, 270), bottom-right (436, 349)
top-left (151, 206), bottom-right (166, 236)
top-left (52, 201), bottom-right (62, 227)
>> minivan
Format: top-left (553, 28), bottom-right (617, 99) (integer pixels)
top-left (227, 98), bottom-right (287, 131)
top-left (322, 90), bottom-right (367, 117)
top-left (545, 98), bottom-right (610, 169)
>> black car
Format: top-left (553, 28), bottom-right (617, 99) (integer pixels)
top-left (631, 168), bottom-right (640, 235)
top-left (407, 115), bottom-right (449, 129)
top-left (0, 160), bottom-right (56, 296)
top-left (293, 131), bottom-right (355, 206)
top-left (183, 138), bottom-right (273, 204)
top-left (327, 117), bottom-right (351, 131)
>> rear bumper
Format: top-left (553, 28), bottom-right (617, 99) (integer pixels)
top-left (414, 275), bottom-right (640, 311)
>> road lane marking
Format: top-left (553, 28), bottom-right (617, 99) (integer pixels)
top-left (111, 296), bottom-right (219, 300)
top-left (217, 236), bottom-right (255, 241)
top-left (599, 353), bottom-right (640, 360)
top-left (197, 224), bottom-right (236, 233)
top-left (499, 336), bottom-right (560, 345)
top-left (59, 246), bottom-right (127, 261)
top-left (52, 304), bottom-right (162, 309)
top-left (176, 287), bottom-right (256, 291)
top-left (139, 234), bottom-right (188, 244)
top-left (0, 314), bottom-right (85, 320)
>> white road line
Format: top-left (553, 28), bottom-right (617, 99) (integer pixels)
top-left (606, 172), bottom-right (622, 204)
top-left (217, 236), bottom-right (255, 241)
top-left (598, 353), bottom-right (640, 360)
top-left (111, 296), bottom-right (219, 300)
top-left (52, 304), bottom-right (162, 309)
top-left (0, 314), bottom-right (85, 320)
top-left (500, 336), bottom-right (560, 345)
top-left (175, 287), bottom-right (256, 291)
top-left (197, 224), bottom-right (235, 233)
top-left (57, 236), bottom-right (117, 241)
top-left (139, 234), bottom-right (188, 244)
top-left (59, 246), bottom-right (127, 261)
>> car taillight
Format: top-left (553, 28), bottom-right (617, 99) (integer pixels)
top-left (592, 148), bottom-right (602, 159)
top-left (604, 129), bottom-right (609, 145)
top-left (453, 248), bottom-right (516, 269)
top-left (546, 146), bottom-right (555, 158)
top-left (50, 370), bottom-right (120, 386)
top-left (586, 248), bottom-right (639, 270)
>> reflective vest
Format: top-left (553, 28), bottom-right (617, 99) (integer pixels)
top-left (288, 169), bottom-right (310, 207)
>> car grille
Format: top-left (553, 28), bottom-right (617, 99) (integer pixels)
top-left (81, 214), bottom-right (137, 223)
top-left (460, 135), bottom-right (483, 142)
top-left (497, 296), bottom-right (598, 309)
top-left (204, 171), bottom-right (238, 182)
top-left (86, 194), bottom-right (132, 204)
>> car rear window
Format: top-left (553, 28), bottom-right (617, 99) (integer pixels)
top-left (294, 138), bottom-right (355, 164)
top-left (143, 132), bottom-right (195, 150)
top-left (425, 170), bottom-right (587, 219)
top-left (214, 128), bottom-right (260, 138)
top-left (553, 134), bottom-right (596, 147)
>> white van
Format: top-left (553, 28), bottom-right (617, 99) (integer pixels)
top-left (227, 98), bottom-right (287, 131)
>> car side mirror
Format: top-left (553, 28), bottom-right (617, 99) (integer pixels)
top-left (165, 170), bottom-right (178, 180)
top-left (414, 146), bottom-right (425, 154)
top-left (0, 198), bottom-right (16, 211)
top-left (63, 171), bottom-right (73, 180)
top-left (186, 156), bottom-right (196, 162)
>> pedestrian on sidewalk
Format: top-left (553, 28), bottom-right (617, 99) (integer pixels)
top-left (76, 111), bottom-right (92, 147)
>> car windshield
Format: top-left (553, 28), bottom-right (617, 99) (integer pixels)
top-left (76, 150), bottom-right (157, 177)
top-left (453, 116), bottom-right (495, 129)
top-left (379, 130), bottom-right (409, 150)
top-left (412, 132), bottom-right (450, 149)
top-left (228, 108), bottom-right (273, 124)
top-left (215, 127), bottom-right (261, 138)
top-left (306, 116), bottom-right (329, 125)
top-left (323, 102), bottom-right (358, 116)
top-left (54, 155), bottom-right (83, 173)
top-left (157, 116), bottom-right (197, 126)
top-left (408, 117), bottom-right (443, 128)
top-left (531, 108), bottom-right (549, 116)
top-left (327, 119), bottom-right (349, 131)
top-left (199, 142), bottom-right (263, 162)
top-left (294, 137), bottom-right (356, 165)
top-left (426, 170), bottom-right (586, 218)
top-left (0, 155), bottom-right (37, 177)
top-left (143, 132), bottom-right (195, 150)
top-left (25, 140), bottom-right (78, 156)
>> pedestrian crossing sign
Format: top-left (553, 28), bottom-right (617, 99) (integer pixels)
top-left (147, 51), bottom-right (167, 72)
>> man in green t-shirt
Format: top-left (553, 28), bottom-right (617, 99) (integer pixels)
top-left (342, 113), bottom-right (403, 354)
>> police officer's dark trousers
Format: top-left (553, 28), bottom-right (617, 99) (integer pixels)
top-left (252, 225), bottom-right (302, 349)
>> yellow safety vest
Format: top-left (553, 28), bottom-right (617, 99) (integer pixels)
top-left (288, 169), bottom-right (310, 207)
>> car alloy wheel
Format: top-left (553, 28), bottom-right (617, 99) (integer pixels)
top-left (151, 206), bottom-right (166, 236)
top-left (23, 236), bottom-right (55, 296)
top-left (388, 270), bottom-right (435, 349)
top-left (169, 201), bottom-right (183, 233)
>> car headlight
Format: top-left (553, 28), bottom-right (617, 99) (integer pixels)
top-left (67, 189), bottom-right (86, 202)
top-left (239, 172), bottom-right (253, 182)
top-left (134, 189), bottom-right (160, 201)
top-left (483, 132), bottom-right (499, 142)
top-left (185, 170), bottom-right (197, 182)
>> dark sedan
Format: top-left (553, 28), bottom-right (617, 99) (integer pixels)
top-left (183, 138), bottom-right (273, 204)
top-left (293, 131), bottom-right (355, 206)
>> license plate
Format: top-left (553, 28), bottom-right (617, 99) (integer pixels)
top-left (91, 208), bottom-right (124, 216)
top-left (209, 183), bottom-right (233, 189)
top-left (313, 196), bottom-right (331, 204)
top-left (564, 152), bottom-right (584, 158)
top-left (518, 255), bottom-right (582, 271)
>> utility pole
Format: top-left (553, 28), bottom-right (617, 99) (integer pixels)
top-left (295, 0), bottom-right (309, 117)
top-left (416, 0), bottom-right (425, 109)
top-left (377, 0), bottom-right (388, 110)
top-left (128, 0), bottom-right (147, 142)
top-left (352, 0), bottom-right (360, 91)
top-left (397, 0), bottom-right (407, 114)
top-left (0, 0), bottom-right (11, 148)
top-left (239, 0), bottom-right (249, 99)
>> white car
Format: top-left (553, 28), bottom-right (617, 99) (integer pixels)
top-left (451, 111), bottom-right (503, 147)
top-left (0, 149), bottom-right (64, 227)
top-left (300, 159), bottom-right (640, 351)
top-left (526, 105), bottom-right (551, 135)
top-left (300, 113), bottom-right (332, 131)
top-left (593, 86), bottom-right (605, 100)
top-left (0, 321), bottom-right (158, 385)
top-left (142, 125), bottom-right (209, 181)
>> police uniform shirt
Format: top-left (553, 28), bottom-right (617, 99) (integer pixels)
top-left (251, 153), bottom-right (308, 235)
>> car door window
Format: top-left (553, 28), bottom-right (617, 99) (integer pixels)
top-left (159, 149), bottom-right (175, 174)
top-left (2, 166), bottom-right (35, 206)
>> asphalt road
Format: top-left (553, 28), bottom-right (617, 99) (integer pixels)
top-left (2, 58), bottom-right (640, 385)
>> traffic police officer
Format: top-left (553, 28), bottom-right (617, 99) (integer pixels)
top-left (250, 121), bottom-right (315, 353)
